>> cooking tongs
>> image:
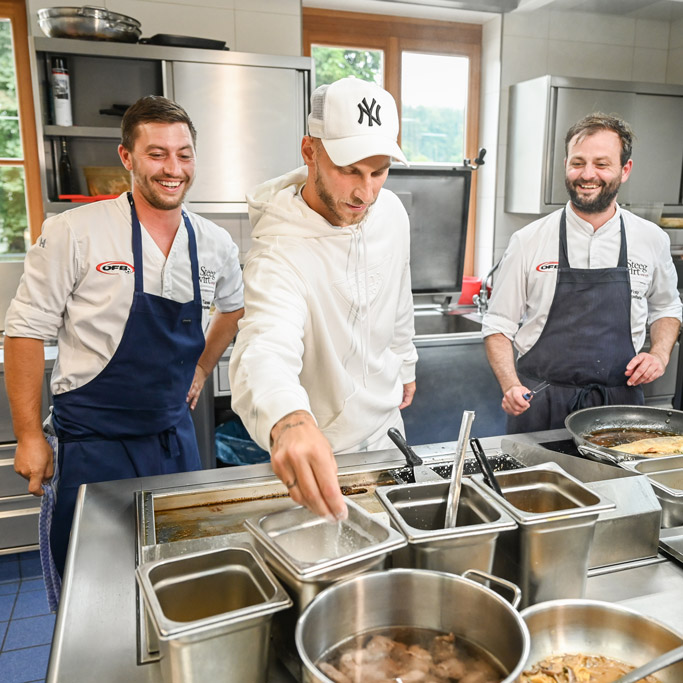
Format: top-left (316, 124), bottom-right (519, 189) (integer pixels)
top-left (444, 410), bottom-right (476, 528)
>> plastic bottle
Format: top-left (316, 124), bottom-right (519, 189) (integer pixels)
top-left (51, 57), bottom-right (73, 126)
top-left (58, 137), bottom-right (75, 196)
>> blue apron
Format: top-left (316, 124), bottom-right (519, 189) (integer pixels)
top-left (508, 209), bottom-right (643, 434)
top-left (49, 193), bottom-right (205, 577)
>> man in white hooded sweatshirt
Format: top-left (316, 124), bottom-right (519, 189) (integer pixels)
top-left (229, 77), bottom-right (417, 521)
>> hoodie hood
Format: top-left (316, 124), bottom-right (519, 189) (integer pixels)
top-left (247, 166), bottom-right (378, 239)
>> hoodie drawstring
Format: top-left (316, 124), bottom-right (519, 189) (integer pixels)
top-left (352, 222), bottom-right (370, 387)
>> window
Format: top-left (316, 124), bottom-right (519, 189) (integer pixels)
top-left (0, 1), bottom-right (42, 257)
top-left (303, 8), bottom-right (481, 274)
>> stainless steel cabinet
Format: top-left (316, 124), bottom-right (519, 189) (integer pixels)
top-left (172, 61), bottom-right (307, 213)
top-left (506, 75), bottom-right (683, 215)
top-left (31, 37), bottom-right (310, 215)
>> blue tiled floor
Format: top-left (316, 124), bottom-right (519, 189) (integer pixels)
top-left (0, 551), bottom-right (54, 683)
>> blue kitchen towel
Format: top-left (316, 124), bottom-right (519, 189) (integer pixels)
top-left (39, 431), bottom-right (62, 613)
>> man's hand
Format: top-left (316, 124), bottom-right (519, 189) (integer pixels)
top-left (269, 410), bottom-right (348, 522)
top-left (625, 352), bottom-right (666, 386)
top-left (14, 435), bottom-right (54, 496)
top-left (399, 381), bottom-right (416, 409)
top-left (501, 384), bottom-right (532, 416)
top-left (186, 364), bottom-right (210, 410)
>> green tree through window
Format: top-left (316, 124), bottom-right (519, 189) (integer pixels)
top-left (311, 46), bottom-right (383, 87)
top-left (0, 18), bottom-right (29, 256)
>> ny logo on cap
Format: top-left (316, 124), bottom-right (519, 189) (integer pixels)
top-left (357, 97), bottom-right (381, 126)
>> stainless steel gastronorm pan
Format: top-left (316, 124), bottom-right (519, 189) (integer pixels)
top-left (471, 463), bottom-right (615, 607)
top-left (375, 478), bottom-right (517, 575)
top-left (622, 454), bottom-right (683, 527)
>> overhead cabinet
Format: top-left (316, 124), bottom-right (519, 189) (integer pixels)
top-left (505, 75), bottom-right (683, 215)
top-left (31, 37), bottom-right (311, 214)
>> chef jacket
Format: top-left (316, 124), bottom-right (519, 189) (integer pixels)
top-left (5, 193), bottom-right (244, 395)
top-left (482, 202), bottom-right (682, 356)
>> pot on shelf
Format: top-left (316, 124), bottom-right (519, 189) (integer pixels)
top-left (37, 6), bottom-right (142, 43)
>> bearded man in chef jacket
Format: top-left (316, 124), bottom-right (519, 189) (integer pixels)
top-left (483, 112), bottom-right (682, 434)
top-left (4, 96), bottom-right (244, 591)
top-left (229, 77), bottom-right (418, 523)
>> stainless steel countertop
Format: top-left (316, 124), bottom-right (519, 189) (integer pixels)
top-left (47, 430), bottom-right (683, 682)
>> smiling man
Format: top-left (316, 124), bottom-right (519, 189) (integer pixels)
top-left (4, 96), bottom-right (244, 585)
top-left (229, 77), bottom-right (418, 522)
top-left (482, 112), bottom-right (682, 433)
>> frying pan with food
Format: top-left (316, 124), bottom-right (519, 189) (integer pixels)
top-left (565, 405), bottom-right (683, 466)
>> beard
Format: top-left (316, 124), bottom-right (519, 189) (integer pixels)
top-left (314, 167), bottom-right (373, 226)
top-left (131, 164), bottom-right (194, 211)
top-left (565, 174), bottom-right (621, 214)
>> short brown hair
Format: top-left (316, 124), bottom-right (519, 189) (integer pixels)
top-left (121, 96), bottom-right (197, 151)
top-left (564, 112), bottom-right (635, 166)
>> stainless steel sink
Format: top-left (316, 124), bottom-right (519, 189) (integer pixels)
top-left (413, 309), bottom-right (482, 336)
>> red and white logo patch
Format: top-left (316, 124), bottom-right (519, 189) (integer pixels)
top-left (536, 261), bottom-right (558, 272)
top-left (96, 261), bottom-right (134, 274)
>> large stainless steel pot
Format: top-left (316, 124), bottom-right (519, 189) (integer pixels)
top-left (37, 6), bottom-right (141, 43)
top-left (296, 568), bottom-right (530, 683)
top-left (565, 405), bottom-right (683, 466)
top-left (521, 599), bottom-right (683, 682)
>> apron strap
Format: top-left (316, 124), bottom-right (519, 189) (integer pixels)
top-left (559, 208), bottom-right (627, 269)
top-left (128, 192), bottom-right (202, 305)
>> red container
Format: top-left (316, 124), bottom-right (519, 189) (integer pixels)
top-left (458, 276), bottom-right (483, 305)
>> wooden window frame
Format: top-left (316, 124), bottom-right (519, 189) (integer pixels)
top-left (0, 0), bottom-right (42, 245)
top-left (303, 8), bottom-right (481, 276)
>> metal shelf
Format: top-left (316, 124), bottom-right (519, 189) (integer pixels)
top-left (44, 125), bottom-right (121, 138)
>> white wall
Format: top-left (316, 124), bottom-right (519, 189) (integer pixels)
top-left (28, 0), bottom-right (302, 55)
top-left (489, 7), bottom-right (682, 271)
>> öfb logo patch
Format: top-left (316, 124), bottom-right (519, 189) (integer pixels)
top-left (96, 261), bottom-right (134, 274)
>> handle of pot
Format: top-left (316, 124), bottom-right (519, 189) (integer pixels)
top-left (78, 6), bottom-right (109, 17)
top-left (577, 443), bottom-right (622, 466)
top-left (462, 568), bottom-right (522, 609)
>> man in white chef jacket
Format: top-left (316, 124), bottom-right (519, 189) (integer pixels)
top-left (483, 112), bottom-right (681, 433)
top-left (229, 77), bottom-right (418, 523)
top-left (4, 96), bottom-right (244, 589)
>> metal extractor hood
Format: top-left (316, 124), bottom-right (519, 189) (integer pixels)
top-left (375, 0), bottom-right (520, 12)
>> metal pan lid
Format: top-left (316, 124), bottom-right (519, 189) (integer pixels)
top-left (244, 497), bottom-right (406, 579)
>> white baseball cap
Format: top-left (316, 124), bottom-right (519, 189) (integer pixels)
top-left (308, 77), bottom-right (408, 167)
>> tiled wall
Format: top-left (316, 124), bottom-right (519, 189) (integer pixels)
top-left (478, 8), bottom-right (683, 277)
top-left (27, 0), bottom-right (302, 56)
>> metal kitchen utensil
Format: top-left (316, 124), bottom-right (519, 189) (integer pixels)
top-left (444, 410), bottom-right (475, 527)
top-left (470, 437), bottom-right (504, 497)
top-left (613, 644), bottom-right (683, 683)
top-left (522, 380), bottom-right (550, 401)
top-left (387, 428), bottom-right (442, 482)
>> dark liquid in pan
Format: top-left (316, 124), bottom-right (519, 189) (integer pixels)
top-left (587, 427), bottom-right (678, 448)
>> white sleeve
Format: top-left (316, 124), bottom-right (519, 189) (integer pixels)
top-left (646, 231), bottom-right (683, 325)
top-left (481, 232), bottom-right (528, 340)
top-left (391, 254), bottom-right (418, 383)
top-left (228, 253), bottom-right (312, 450)
top-left (213, 236), bottom-right (244, 313)
top-left (4, 215), bottom-right (79, 340)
